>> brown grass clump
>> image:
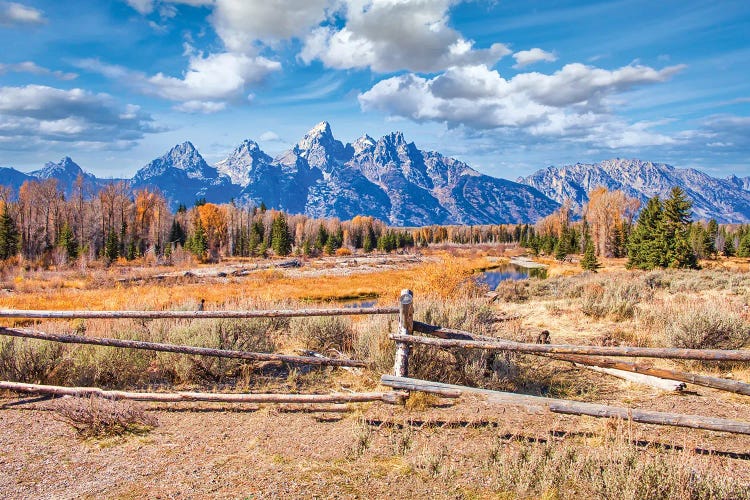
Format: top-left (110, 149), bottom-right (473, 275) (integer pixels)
top-left (641, 296), bottom-right (750, 350)
top-left (289, 315), bottom-right (355, 353)
top-left (53, 396), bottom-right (157, 438)
top-left (482, 429), bottom-right (748, 499)
top-left (579, 276), bottom-right (653, 320)
top-left (412, 256), bottom-right (481, 299)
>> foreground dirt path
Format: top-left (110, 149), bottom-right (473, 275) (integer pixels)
top-left (2, 394), bottom-right (750, 499)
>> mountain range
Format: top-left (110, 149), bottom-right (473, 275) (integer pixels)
top-left (0, 122), bottom-right (748, 224)
top-left (519, 158), bottom-right (750, 223)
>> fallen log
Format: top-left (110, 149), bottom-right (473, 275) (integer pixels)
top-left (0, 306), bottom-right (398, 319)
top-left (548, 354), bottom-right (750, 395)
top-left (0, 381), bottom-right (405, 404)
top-left (0, 327), bottom-right (368, 368)
top-left (393, 332), bottom-right (750, 362)
top-left (380, 375), bottom-right (750, 435)
top-left (571, 363), bottom-right (686, 391)
top-left (412, 323), bottom-right (750, 395)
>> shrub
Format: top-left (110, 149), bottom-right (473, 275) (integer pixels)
top-left (290, 315), bottom-right (354, 354)
top-left (651, 297), bottom-right (750, 350)
top-left (580, 278), bottom-right (652, 320)
top-left (53, 396), bottom-right (157, 438)
top-left (0, 338), bottom-right (66, 384)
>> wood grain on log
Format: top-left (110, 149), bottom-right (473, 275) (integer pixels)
top-left (0, 327), bottom-right (367, 368)
top-left (0, 381), bottom-right (403, 404)
top-left (393, 332), bottom-right (750, 362)
top-left (380, 375), bottom-right (750, 435)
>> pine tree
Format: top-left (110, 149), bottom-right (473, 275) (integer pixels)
top-left (581, 239), bottom-right (601, 272)
top-left (0, 205), bottom-right (19, 260)
top-left (104, 230), bottom-right (119, 262)
top-left (362, 231), bottom-right (373, 253)
top-left (738, 233), bottom-right (750, 258)
top-left (57, 222), bottom-right (77, 259)
top-left (724, 237), bottom-right (736, 257)
top-left (706, 219), bottom-right (719, 256)
top-left (554, 238), bottom-right (567, 261)
top-left (663, 187), bottom-right (697, 268)
top-left (187, 218), bottom-right (208, 259)
top-left (168, 219), bottom-right (186, 247)
top-left (270, 213), bottom-right (291, 256)
top-left (627, 196), bottom-right (667, 269)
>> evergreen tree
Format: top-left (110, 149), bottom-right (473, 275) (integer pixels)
top-left (57, 222), bottom-right (77, 259)
top-left (706, 219), bottom-right (719, 256)
top-left (314, 224), bottom-right (328, 251)
top-left (662, 187), bottom-right (697, 268)
top-left (627, 196), bottom-right (667, 269)
top-left (738, 233), bottom-right (750, 258)
top-left (581, 239), bottom-right (601, 272)
top-left (554, 238), bottom-right (567, 261)
top-left (0, 206), bottom-right (19, 260)
top-left (724, 237), bottom-right (736, 257)
top-left (104, 230), bottom-right (119, 262)
top-left (168, 219), bottom-right (186, 247)
top-left (270, 213), bottom-right (292, 256)
top-left (187, 218), bottom-right (208, 259)
top-left (362, 231), bottom-right (373, 253)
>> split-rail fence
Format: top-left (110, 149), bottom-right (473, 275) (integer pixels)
top-left (1, 290), bottom-right (750, 436)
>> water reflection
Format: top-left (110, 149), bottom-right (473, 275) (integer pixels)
top-left (477, 264), bottom-right (547, 290)
top-left (342, 300), bottom-right (378, 309)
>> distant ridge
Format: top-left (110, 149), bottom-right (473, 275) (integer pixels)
top-left (519, 158), bottom-right (750, 223)
top-left (2, 126), bottom-right (749, 223)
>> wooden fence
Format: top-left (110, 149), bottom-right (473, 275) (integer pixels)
top-left (1, 289), bottom-right (750, 436)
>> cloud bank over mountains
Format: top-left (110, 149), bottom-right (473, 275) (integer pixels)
top-left (0, 0), bottom-right (746, 178)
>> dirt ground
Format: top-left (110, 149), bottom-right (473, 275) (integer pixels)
top-left (2, 389), bottom-right (750, 499)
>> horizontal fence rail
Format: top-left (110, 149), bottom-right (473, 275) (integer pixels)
top-left (381, 375), bottom-right (750, 436)
top-left (0, 381), bottom-right (406, 404)
top-left (0, 328), bottom-right (368, 368)
top-left (413, 321), bottom-right (750, 396)
top-left (0, 307), bottom-right (399, 320)
top-left (392, 332), bottom-right (750, 362)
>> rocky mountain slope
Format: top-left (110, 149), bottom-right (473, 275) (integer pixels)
top-left (520, 158), bottom-right (750, 223)
top-left (4, 125), bottom-right (749, 224)
top-left (131, 141), bottom-right (236, 206)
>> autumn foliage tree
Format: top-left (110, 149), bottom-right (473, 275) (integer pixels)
top-left (583, 187), bottom-right (640, 257)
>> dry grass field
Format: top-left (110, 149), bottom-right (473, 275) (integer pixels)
top-left (2, 247), bottom-right (750, 498)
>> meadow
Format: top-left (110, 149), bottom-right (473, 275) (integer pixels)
top-left (1, 246), bottom-right (750, 498)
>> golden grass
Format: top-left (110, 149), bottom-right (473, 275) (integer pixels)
top-left (0, 253), bottom-right (495, 312)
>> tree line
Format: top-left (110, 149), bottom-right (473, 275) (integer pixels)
top-left (0, 175), bottom-right (542, 266)
top-left (525, 185), bottom-right (750, 271)
top-left (0, 176), bottom-right (745, 270)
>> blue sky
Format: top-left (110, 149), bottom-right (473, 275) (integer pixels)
top-left (0, 0), bottom-right (748, 179)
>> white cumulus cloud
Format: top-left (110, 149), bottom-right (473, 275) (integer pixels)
top-left (211, 0), bottom-right (335, 53)
top-left (259, 131), bottom-right (281, 142)
top-left (300, 0), bottom-right (510, 72)
top-left (0, 85), bottom-right (158, 147)
top-left (512, 48), bottom-right (557, 68)
top-left (359, 62), bottom-right (685, 148)
top-left (77, 50), bottom-right (280, 112)
top-left (0, 1), bottom-right (44, 25)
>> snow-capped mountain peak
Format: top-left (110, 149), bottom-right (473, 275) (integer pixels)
top-left (215, 139), bottom-right (273, 187)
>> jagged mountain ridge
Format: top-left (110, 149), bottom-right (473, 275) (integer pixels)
top-left (221, 122), bottom-right (558, 225)
top-left (0, 122), bottom-right (558, 224)
top-left (520, 158), bottom-right (750, 223)
top-left (0, 157), bottom-right (120, 196)
top-left (6, 124), bottom-right (748, 224)
top-left (131, 141), bottom-right (236, 205)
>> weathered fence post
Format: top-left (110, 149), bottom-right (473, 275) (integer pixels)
top-left (393, 289), bottom-right (414, 377)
